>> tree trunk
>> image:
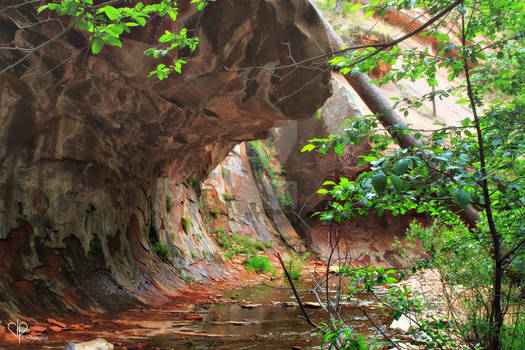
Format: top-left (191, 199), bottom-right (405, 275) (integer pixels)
top-left (462, 17), bottom-right (503, 348)
top-left (311, 2), bottom-right (480, 227)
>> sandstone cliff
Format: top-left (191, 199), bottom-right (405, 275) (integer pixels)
top-left (0, 0), bottom-right (332, 319)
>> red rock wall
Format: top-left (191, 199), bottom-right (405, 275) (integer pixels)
top-left (202, 143), bottom-right (303, 250)
top-left (0, 0), bottom-right (332, 318)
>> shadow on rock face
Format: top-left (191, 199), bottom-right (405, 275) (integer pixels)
top-left (0, 0), bottom-right (332, 318)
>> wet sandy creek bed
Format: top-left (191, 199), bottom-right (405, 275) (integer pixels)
top-left (1, 274), bottom-right (393, 349)
top-left (144, 280), bottom-right (390, 350)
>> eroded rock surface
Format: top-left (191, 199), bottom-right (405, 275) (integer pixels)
top-left (275, 74), bottom-right (412, 267)
top-left (202, 143), bottom-right (304, 251)
top-left (0, 0), bottom-right (331, 318)
top-left (276, 74), bottom-right (370, 215)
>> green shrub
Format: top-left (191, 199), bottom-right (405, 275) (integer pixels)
top-left (182, 274), bottom-right (194, 282)
top-left (166, 193), bottom-right (174, 212)
top-left (264, 241), bottom-right (274, 249)
top-left (253, 241), bottom-right (265, 251)
top-left (222, 193), bottom-right (235, 201)
top-left (284, 251), bottom-right (308, 280)
top-left (154, 242), bottom-right (171, 263)
top-left (288, 267), bottom-right (302, 280)
top-left (246, 140), bottom-right (293, 209)
top-left (217, 233), bottom-right (269, 261)
top-left (210, 227), bottom-right (226, 234)
top-left (181, 216), bottom-right (192, 232)
top-left (245, 255), bottom-right (273, 273)
top-left (313, 108), bottom-right (322, 120)
top-left (231, 235), bottom-right (264, 251)
top-left (218, 233), bottom-right (232, 249)
top-left (210, 208), bottom-right (220, 216)
top-left (188, 176), bottom-right (200, 189)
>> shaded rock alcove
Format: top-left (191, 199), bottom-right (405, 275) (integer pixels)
top-left (0, 0), bottom-right (332, 319)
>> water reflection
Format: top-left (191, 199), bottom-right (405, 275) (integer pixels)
top-left (147, 280), bottom-right (389, 349)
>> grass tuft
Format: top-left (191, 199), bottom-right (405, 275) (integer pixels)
top-left (166, 193), bottom-right (174, 212)
top-left (182, 216), bottom-right (192, 232)
top-left (210, 227), bottom-right (226, 234)
top-left (245, 255), bottom-right (273, 273)
top-left (154, 242), bottom-right (171, 263)
top-left (222, 193), bottom-right (235, 201)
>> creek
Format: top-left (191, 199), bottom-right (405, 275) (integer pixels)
top-left (145, 279), bottom-right (391, 349)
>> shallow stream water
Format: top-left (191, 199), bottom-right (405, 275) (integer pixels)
top-left (145, 279), bottom-right (391, 349)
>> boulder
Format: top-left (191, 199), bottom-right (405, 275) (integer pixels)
top-left (62, 338), bottom-right (113, 350)
top-left (390, 314), bottom-right (417, 333)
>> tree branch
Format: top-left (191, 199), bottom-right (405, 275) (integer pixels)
top-left (0, 0), bottom-right (40, 13)
top-left (275, 253), bottom-right (318, 328)
top-left (0, 20), bottom-right (74, 76)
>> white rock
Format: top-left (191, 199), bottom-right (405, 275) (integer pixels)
top-left (394, 342), bottom-right (418, 350)
top-left (390, 314), bottom-right (417, 333)
top-left (62, 338), bottom-right (114, 350)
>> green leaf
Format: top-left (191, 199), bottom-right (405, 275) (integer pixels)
top-left (159, 31), bottom-right (174, 43)
top-left (371, 172), bottom-right (387, 194)
top-left (392, 159), bottom-right (409, 175)
top-left (364, 9), bottom-right (374, 19)
top-left (92, 37), bottom-right (104, 54)
top-left (103, 36), bottom-right (122, 48)
top-left (453, 189), bottom-right (471, 208)
top-left (103, 6), bottom-right (120, 21)
top-left (301, 144), bottom-right (316, 152)
top-left (37, 5), bottom-right (49, 14)
top-left (75, 19), bottom-right (90, 31)
top-left (334, 143), bottom-right (344, 154)
top-left (390, 174), bottom-right (403, 194)
top-left (322, 180), bottom-right (336, 186)
top-left (362, 155), bottom-right (378, 162)
top-left (136, 16), bottom-right (146, 26)
top-left (433, 33), bottom-right (450, 41)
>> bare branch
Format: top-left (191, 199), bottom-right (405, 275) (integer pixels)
top-left (275, 253), bottom-right (318, 328)
top-left (0, 0), bottom-right (40, 13)
top-left (0, 20), bottom-right (74, 76)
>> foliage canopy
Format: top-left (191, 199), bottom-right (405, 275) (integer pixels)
top-left (303, 0), bottom-right (524, 349)
top-left (37, 0), bottom-right (215, 78)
